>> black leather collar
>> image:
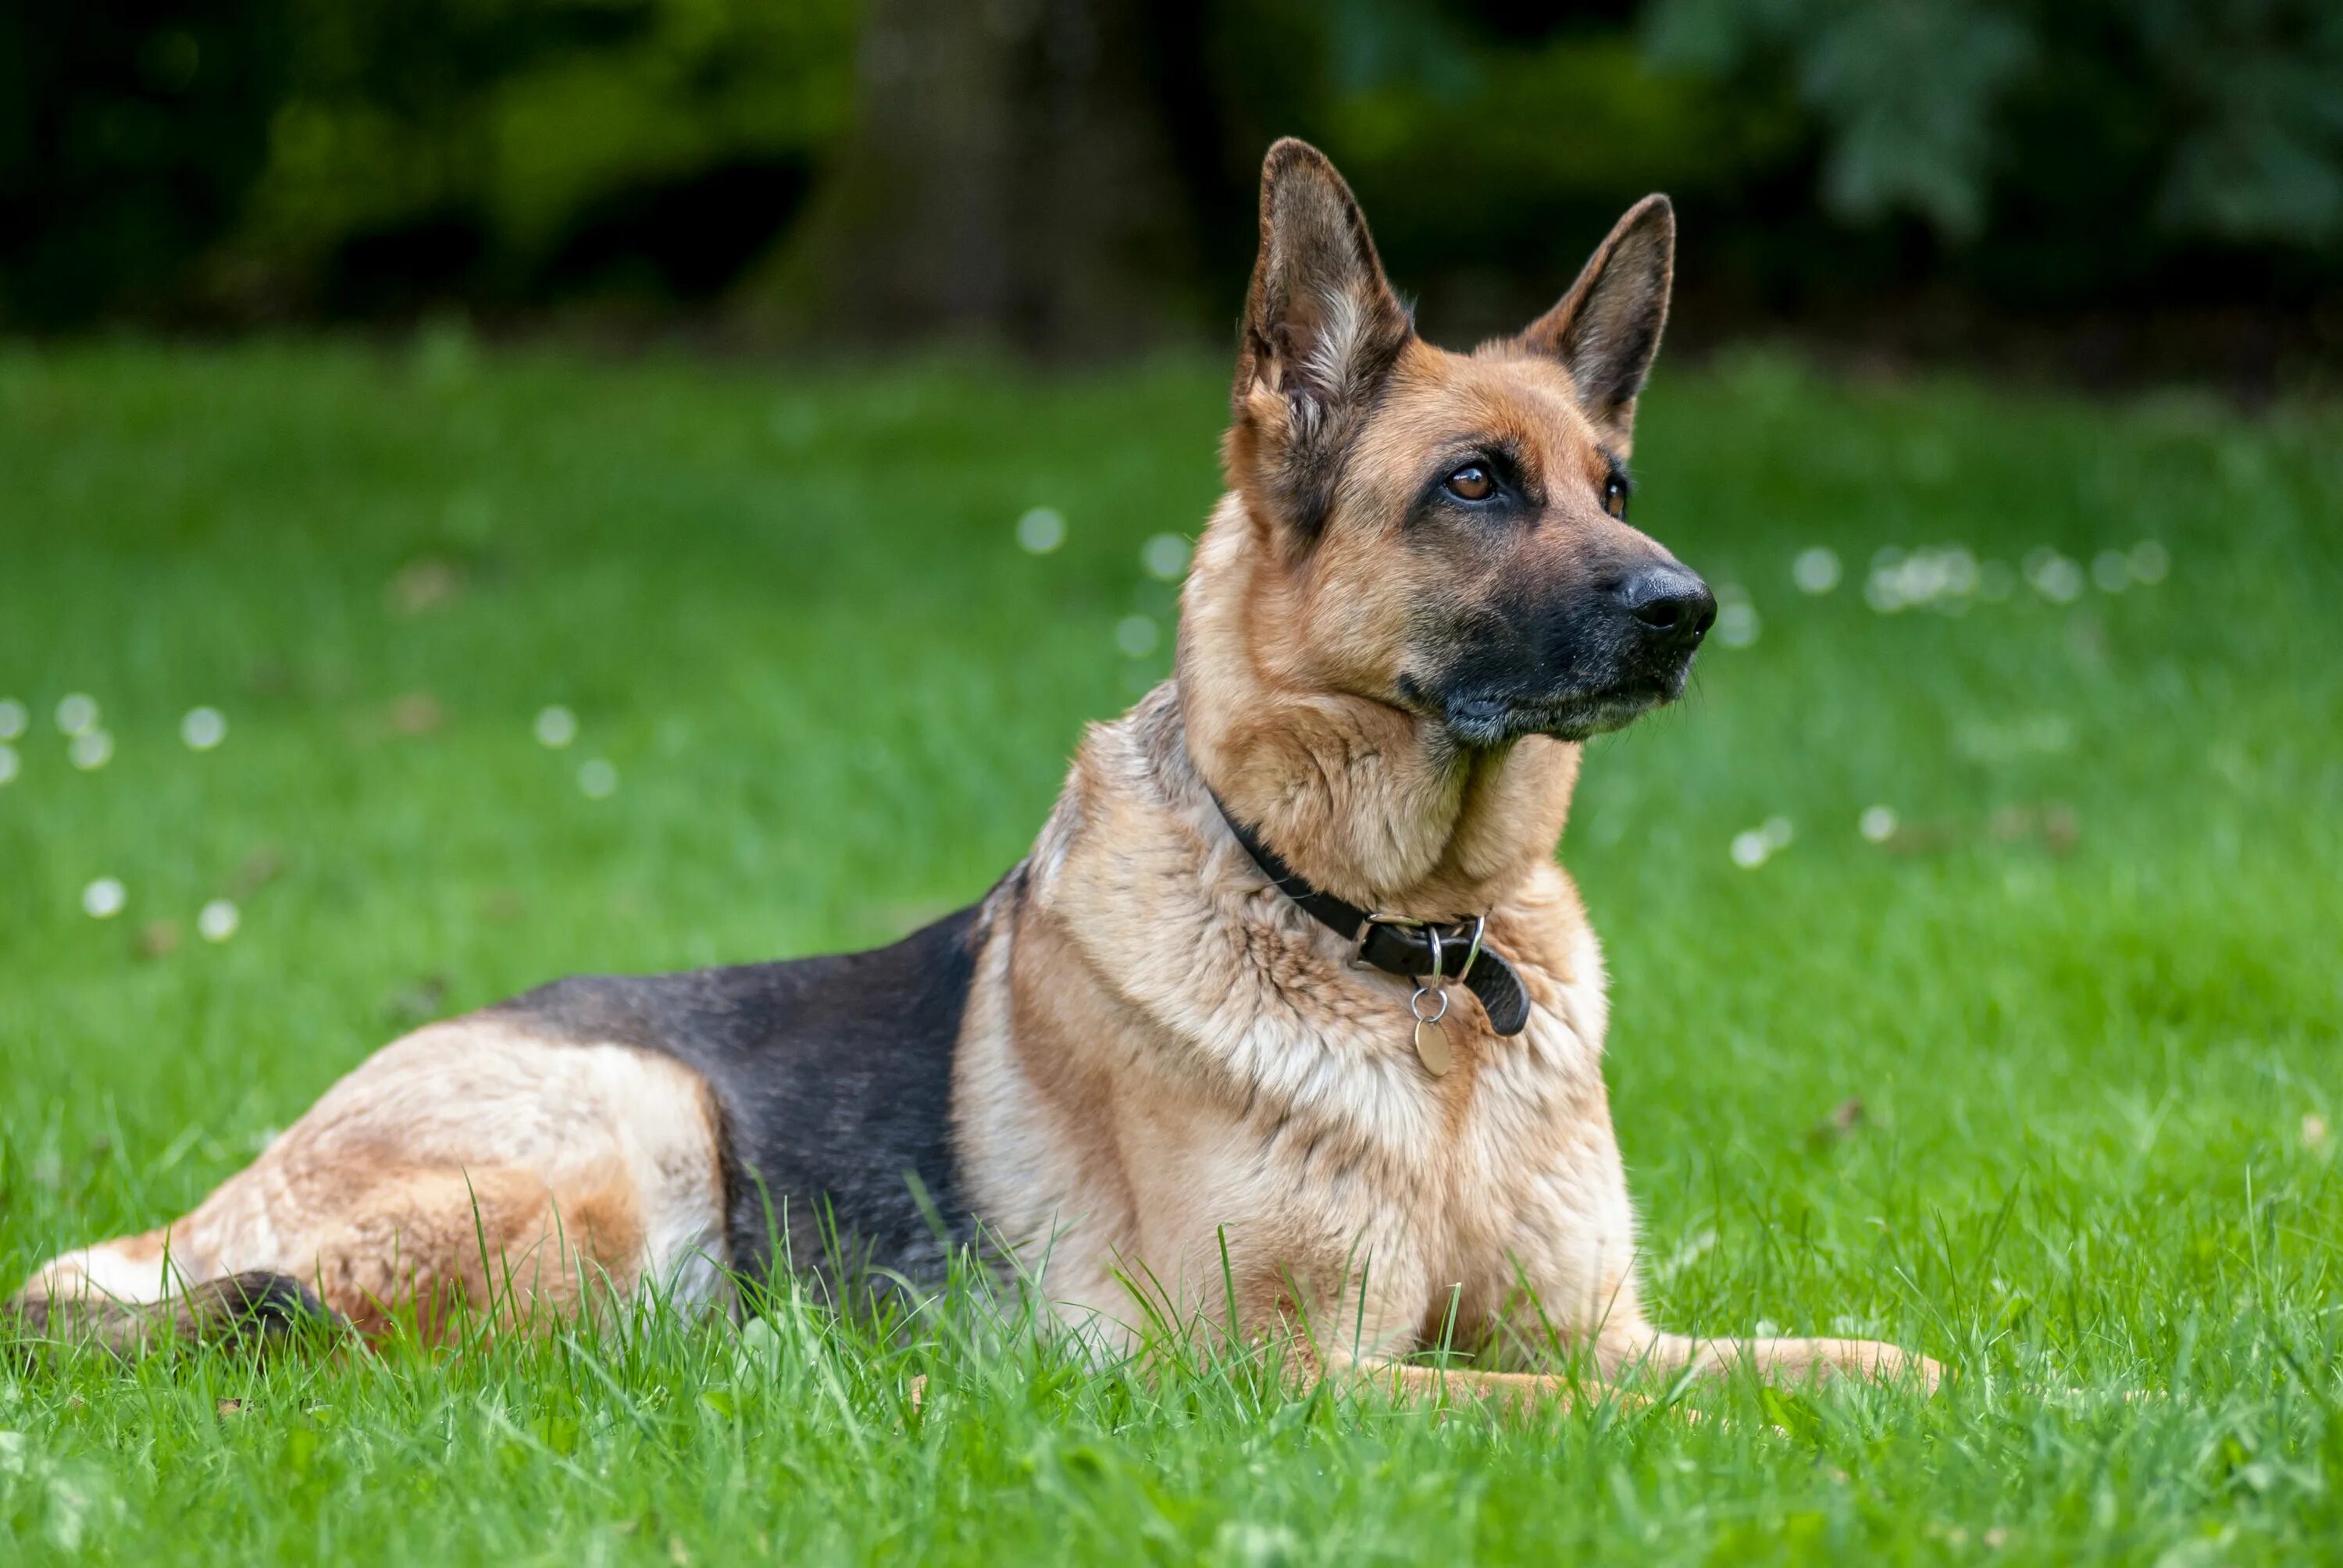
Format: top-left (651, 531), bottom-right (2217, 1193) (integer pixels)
top-left (1211, 794), bottom-right (1531, 1036)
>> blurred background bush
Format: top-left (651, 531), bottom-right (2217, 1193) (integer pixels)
top-left (5, 0), bottom-right (2340, 388)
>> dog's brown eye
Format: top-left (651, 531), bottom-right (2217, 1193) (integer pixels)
top-left (1603, 476), bottom-right (1628, 519)
top-left (1445, 465), bottom-right (1494, 501)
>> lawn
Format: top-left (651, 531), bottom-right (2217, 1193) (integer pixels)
top-left (2, 337), bottom-right (2340, 1564)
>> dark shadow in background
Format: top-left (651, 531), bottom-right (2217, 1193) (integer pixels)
top-left (4, 0), bottom-right (2340, 394)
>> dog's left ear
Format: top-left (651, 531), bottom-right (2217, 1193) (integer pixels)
top-left (1517, 194), bottom-right (1674, 448)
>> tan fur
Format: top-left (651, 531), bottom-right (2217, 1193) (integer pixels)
top-left (1204, 337), bottom-right (1667, 912)
top-left (954, 686), bottom-right (1932, 1392)
top-left (22, 1026), bottom-right (728, 1342)
top-left (952, 142), bottom-right (1938, 1397)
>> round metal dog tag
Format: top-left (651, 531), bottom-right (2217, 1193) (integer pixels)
top-left (1413, 1017), bottom-right (1453, 1076)
top-left (1410, 982), bottom-right (1454, 1076)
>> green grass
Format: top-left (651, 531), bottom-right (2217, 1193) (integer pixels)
top-left (3, 336), bottom-right (2341, 1563)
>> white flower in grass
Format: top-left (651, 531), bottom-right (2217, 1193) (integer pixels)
top-left (198, 899), bottom-right (240, 943)
top-left (1140, 533), bottom-right (1191, 582)
top-left (83, 878), bottom-right (127, 919)
top-left (1760, 816), bottom-right (1794, 851)
top-left (0, 745), bottom-right (16, 786)
top-left (1730, 830), bottom-right (1771, 868)
top-left (1715, 600), bottom-right (1760, 648)
top-left (1902, 553), bottom-right (1946, 604)
top-left (533, 705), bottom-right (578, 748)
top-left (1938, 546), bottom-right (1980, 598)
top-left (1712, 583), bottom-right (1759, 647)
top-left (1114, 615), bottom-right (1159, 658)
top-left (578, 759), bottom-right (618, 799)
top-left (1216, 1523), bottom-right (1303, 1565)
top-left (69, 729), bottom-right (112, 770)
top-left (1015, 507), bottom-right (1065, 554)
top-left (180, 706), bottom-right (227, 750)
top-left (1859, 804), bottom-right (1899, 843)
top-left (0, 697), bottom-right (25, 740)
top-left (55, 693), bottom-right (98, 736)
top-left (2024, 548), bottom-right (2084, 604)
top-left (1792, 547), bottom-right (1841, 594)
top-left (1651, 1226), bottom-right (1717, 1282)
top-left (1865, 548), bottom-right (1908, 612)
top-left (1866, 546), bottom-right (1987, 613)
top-left (2129, 540), bottom-right (2169, 584)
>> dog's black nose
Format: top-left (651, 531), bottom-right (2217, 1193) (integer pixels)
top-left (1617, 565), bottom-right (1716, 647)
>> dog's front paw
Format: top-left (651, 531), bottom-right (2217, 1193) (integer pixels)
top-left (1827, 1338), bottom-right (1943, 1392)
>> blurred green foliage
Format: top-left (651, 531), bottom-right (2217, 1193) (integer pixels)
top-left (2, 0), bottom-right (856, 323)
top-left (1643, 0), bottom-right (2343, 289)
top-left (240, 0), bottom-right (858, 310)
top-left (3, 0), bottom-right (2340, 347)
top-left (1647, 0), bottom-right (2037, 241)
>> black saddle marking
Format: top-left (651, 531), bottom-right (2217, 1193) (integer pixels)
top-left (495, 900), bottom-right (987, 1295)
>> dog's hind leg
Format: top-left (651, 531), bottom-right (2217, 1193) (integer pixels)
top-left (10, 1026), bottom-right (732, 1354)
top-left (7, 1221), bottom-right (305, 1357)
top-left (9, 1162), bottom-right (590, 1354)
top-left (300, 1159), bottom-right (652, 1338)
top-left (13, 1157), bottom-right (682, 1352)
top-left (8, 1214), bottom-right (336, 1359)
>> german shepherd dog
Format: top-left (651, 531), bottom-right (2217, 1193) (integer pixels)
top-left (14, 141), bottom-right (1937, 1399)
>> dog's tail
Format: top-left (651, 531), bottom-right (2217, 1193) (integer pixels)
top-left (6, 1271), bottom-right (340, 1361)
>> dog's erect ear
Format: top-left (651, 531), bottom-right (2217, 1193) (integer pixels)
top-left (1231, 139), bottom-right (1412, 537)
top-left (1517, 195), bottom-right (1674, 447)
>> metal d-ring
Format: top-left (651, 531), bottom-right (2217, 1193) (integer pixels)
top-left (1453, 914), bottom-right (1485, 985)
top-left (1410, 924), bottom-right (1450, 1023)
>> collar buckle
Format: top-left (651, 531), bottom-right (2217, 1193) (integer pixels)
top-left (1352, 911), bottom-right (1485, 986)
top-left (1349, 911), bottom-right (1425, 972)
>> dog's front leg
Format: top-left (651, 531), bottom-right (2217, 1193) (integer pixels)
top-left (1314, 1346), bottom-right (1635, 1418)
top-left (1475, 1270), bottom-right (1945, 1393)
top-left (1610, 1330), bottom-right (1945, 1393)
top-left (1282, 1273), bottom-right (1639, 1419)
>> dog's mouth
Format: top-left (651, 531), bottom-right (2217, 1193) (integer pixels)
top-left (1441, 674), bottom-right (1684, 748)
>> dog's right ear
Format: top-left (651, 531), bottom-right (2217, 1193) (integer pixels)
top-left (1229, 139), bottom-right (1413, 540)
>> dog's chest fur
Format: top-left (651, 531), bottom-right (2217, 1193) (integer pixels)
top-left (951, 686), bottom-right (1643, 1352)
